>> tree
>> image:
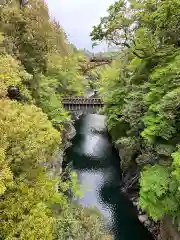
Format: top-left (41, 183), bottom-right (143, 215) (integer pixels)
top-left (91, 0), bottom-right (180, 228)
top-left (0, 1), bottom-right (108, 238)
top-left (0, 99), bottom-right (60, 239)
top-left (90, 0), bottom-right (180, 59)
top-left (0, 54), bottom-right (31, 100)
top-left (54, 205), bottom-right (112, 240)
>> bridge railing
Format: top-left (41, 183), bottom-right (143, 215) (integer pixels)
top-left (62, 97), bottom-right (103, 105)
top-left (62, 97), bottom-right (103, 111)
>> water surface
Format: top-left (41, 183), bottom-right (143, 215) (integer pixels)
top-left (65, 114), bottom-right (153, 240)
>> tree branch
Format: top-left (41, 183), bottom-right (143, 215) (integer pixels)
top-left (122, 42), bottom-right (147, 59)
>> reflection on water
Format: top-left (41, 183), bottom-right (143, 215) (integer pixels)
top-left (65, 114), bottom-right (153, 240)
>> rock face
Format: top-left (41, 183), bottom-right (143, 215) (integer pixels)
top-left (159, 217), bottom-right (180, 240)
top-left (138, 214), bottom-right (149, 223)
top-left (116, 141), bottom-right (160, 239)
top-left (62, 121), bottom-right (76, 150)
top-left (115, 142), bottom-right (140, 193)
top-left (46, 150), bottom-right (64, 191)
top-left (117, 143), bottom-right (136, 170)
top-left (46, 121), bottom-right (76, 191)
top-left (130, 196), bottom-right (159, 239)
top-left (71, 111), bottom-right (84, 120)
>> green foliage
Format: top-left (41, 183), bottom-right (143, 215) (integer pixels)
top-left (0, 99), bottom-right (107, 239)
top-left (139, 165), bottom-right (179, 221)
top-left (36, 52), bottom-right (87, 128)
top-left (37, 74), bottom-right (70, 130)
top-left (0, 143), bottom-right (13, 195)
top-left (172, 146), bottom-right (180, 183)
top-left (0, 99), bottom-right (60, 239)
top-left (0, 98), bottom-right (60, 186)
top-left (1, 0), bottom-right (86, 103)
top-left (0, 100), bottom-right (60, 172)
top-left (46, 54), bottom-right (87, 96)
top-left (92, 0), bottom-right (180, 228)
top-left (0, 54), bottom-right (31, 100)
top-left (54, 205), bottom-right (111, 240)
top-left (0, 0), bottom-right (69, 74)
top-left (0, 1), bottom-right (106, 239)
top-left (1, 176), bottom-right (55, 240)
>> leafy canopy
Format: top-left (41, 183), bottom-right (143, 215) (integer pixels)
top-left (91, 0), bottom-right (180, 228)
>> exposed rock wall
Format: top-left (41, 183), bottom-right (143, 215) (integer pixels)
top-left (62, 121), bottom-right (76, 150)
top-left (116, 143), bottom-right (159, 239)
top-left (47, 121), bottom-right (76, 190)
top-left (46, 150), bottom-right (64, 191)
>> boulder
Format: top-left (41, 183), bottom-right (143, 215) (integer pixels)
top-left (138, 214), bottom-right (149, 223)
top-left (63, 121), bottom-right (76, 140)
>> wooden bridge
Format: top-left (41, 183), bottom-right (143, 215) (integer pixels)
top-left (81, 57), bottom-right (112, 74)
top-left (62, 97), bottom-right (103, 111)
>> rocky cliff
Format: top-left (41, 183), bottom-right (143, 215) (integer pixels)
top-left (46, 121), bottom-right (76, 190)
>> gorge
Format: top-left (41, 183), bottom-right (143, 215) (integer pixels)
top-left (64, 114), bottom-right (154, 240)
top-left (2, 0), bottom-right (180, 239)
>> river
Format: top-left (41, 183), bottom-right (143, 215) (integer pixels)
top-left (65, 114), bottom-right (153, 240)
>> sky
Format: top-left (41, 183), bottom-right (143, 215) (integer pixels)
top-left (46, 0), bottom-right (115, 52)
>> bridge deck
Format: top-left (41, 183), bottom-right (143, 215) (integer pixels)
top-left (62, 97), bottom-right (103, 111)
top-left (62, 97), bottom-right (103, 105)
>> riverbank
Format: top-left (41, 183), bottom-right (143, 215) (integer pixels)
top-left (113, 142), bottom-right (159, 239)
top-left (130, 195), bottom-right (160, 239)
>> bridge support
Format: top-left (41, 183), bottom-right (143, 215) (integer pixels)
top-left (68, 108), bottom-right (103, 120)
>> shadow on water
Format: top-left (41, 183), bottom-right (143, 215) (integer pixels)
top-left (65, 114), bottom-right (153, 240)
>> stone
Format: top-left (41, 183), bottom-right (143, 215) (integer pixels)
top-left (145, 220), bottom-right (151, 226)
top-left (138, 214), bottom-right (149, 223)
top-left (131, 197), bottom-right (136, 202)
top-left (63, 121), bottom-right (76, 140)
top-left (45, 150), bottom-right (64, 192)
top-left (158, 234), bottom-right (162, 240)
top-left (133, 201), bottom-right (138, 207)
top-left (62, 121), bottom-right (76, 150)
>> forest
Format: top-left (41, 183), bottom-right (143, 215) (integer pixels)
top-left (90, 0), bottom-right (180, 230)
top-left (2, 0), bottom-right (180, 239)
top-left (0, 0), bottom-right (110, 239)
